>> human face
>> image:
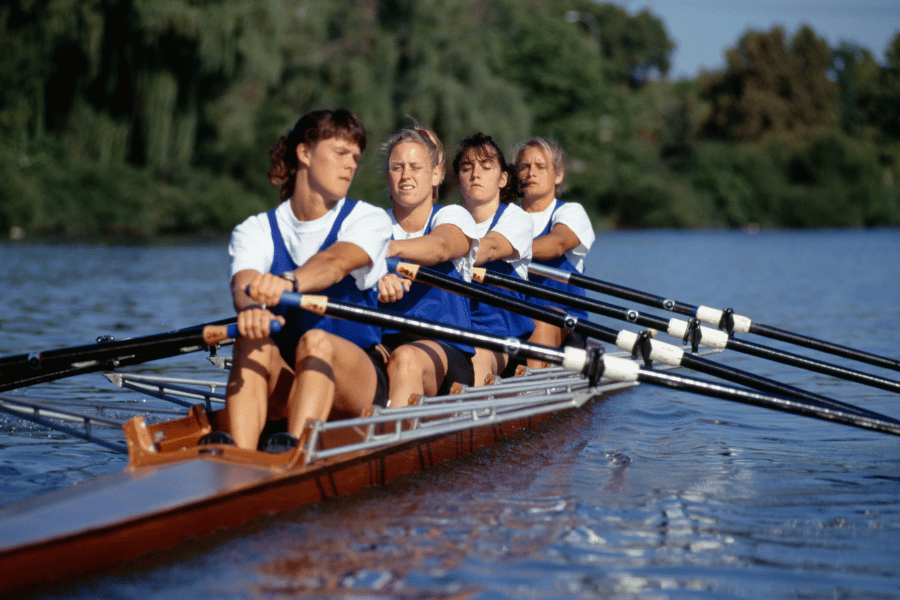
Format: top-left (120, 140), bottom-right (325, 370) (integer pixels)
top-left (457, 147), bottom-right (508, 207)
top-left (298, 136), bottom-right (362, 203)
top-left (387, 142), bottom-right (440, 210)
top-left (517, 145), bottom-right (562, 206)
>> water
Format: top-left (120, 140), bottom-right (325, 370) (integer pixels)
top-left (1, 230), bottom-right (899, 599)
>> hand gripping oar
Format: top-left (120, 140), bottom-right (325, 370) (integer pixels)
top-left (392, 261), bottom-right (900, 426)
top-left (276, 291), bottom-right (900, 437)
top-left (0, 318), bottom-right (276, 393)
top-left (529, 262), bottom-right (900, 373)
top-left (475, 267), bottom-right (900, 396)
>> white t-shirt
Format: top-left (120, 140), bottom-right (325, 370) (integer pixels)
top-left (474, 202), bottom-right (533, 279)
top-left (229, 198), bottom-right (391, 290)
top-left (388, 204), bottom-right (480, 281)
top-left (528, 200), bottom-right (595, 273)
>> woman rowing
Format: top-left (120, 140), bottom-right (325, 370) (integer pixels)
top-left (514, 137), bottom-right (595, 364)
top-left (219, 108), bottom-right (392, 452)
top-left (453, 133), bottom-right (535, 384)
top-left (378, 123), bottom-right (479, 407)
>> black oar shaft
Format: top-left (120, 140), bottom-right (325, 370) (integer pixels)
top-left (0, 317), bottom-right (236, 392)
top-left (748, 321), bottom-right (900, 372)
top-left (401, 263), bottom-right (898, 424)
top-left (280, 292), bottom-right (900, 437)
top-left (528, 262), bottom-right (900, 373)
top-left (634, 368), bottom-right (900, 437)
top-left (726, 336), bottom-right (900, 394)
top-left (529, 262), bottom-right (696, 316)
top-left (480, 268), bottom-right (900, 395)
top-left (282, 292), bottom-right (575, 369)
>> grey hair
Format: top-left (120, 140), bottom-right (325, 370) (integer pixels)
top-left (512, 137), bottom-right (568, 196)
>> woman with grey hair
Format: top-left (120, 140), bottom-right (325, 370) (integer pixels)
top-left (514, 137), bottom-right (595, 363)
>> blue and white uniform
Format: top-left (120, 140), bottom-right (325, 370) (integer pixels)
top-left (229, 198), bottom-right (392, 364)
top-left (471, 203), bottom-right (535, 339)
top-left (381, 204), bottom-right (479, 355)
top-left (528, 199), bottom-right (595, 320)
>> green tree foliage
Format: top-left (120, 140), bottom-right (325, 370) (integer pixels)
top-left (700, 26), bottom-right (839, 141)
top-left (0, 1), bottom-right (898, 236)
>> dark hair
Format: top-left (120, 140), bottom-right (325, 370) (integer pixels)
top-left (268, 108), bottom-right (367, 201)
top-left (451, 132), bottom-right (515, 204)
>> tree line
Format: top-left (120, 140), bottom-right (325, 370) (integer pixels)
top-left (1, 0), bottom-right (899, 237)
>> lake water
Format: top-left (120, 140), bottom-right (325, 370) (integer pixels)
top-left (1, 230), bottom-right (899, 599)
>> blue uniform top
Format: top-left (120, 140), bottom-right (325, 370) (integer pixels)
top-left (380, 205), bottom-right (476, 355)
top-left (528, 199), bottom-right (589, 320)
top-left (471, 204), bottom-right (536, 339)
top-left (266, 200), bottom-right (381, 365)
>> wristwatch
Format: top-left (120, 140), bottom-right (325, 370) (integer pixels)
top-left (280, 270), bottom-right (299, 292)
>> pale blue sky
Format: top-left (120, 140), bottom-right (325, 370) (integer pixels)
top-left (626, 0), bottom-right (900, 78)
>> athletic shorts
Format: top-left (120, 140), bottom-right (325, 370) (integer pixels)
top-left (366, 345), bottom-right (390, 408)
top-left (381, 333), bottom-right (475, 396)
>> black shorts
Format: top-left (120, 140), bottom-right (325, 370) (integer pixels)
top-left (366, 345), bottom-right (390, 408)
top-left (381, 333), bottom-right (475, 396)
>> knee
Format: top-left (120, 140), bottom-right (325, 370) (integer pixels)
top-left (295, 329), bottom-right (337, 365)
top-left (387, 345), bottom-right (423, 379)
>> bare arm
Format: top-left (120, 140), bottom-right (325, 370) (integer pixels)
top-left (531, 223), bottom-right (580, 261)
top-left (230, 241), bottom-right (372, 338)
top-left (474, 230), bottom-right (515, 266)
top-left (388, 223), bottom-right (471, 266)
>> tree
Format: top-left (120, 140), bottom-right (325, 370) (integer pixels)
top-left (856, 32), bottom-right (900, 141)
top-left (700, 25), bottom-right (839, 141)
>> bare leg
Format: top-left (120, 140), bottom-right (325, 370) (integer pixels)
top-left (225, 336), bottom-right (293, 450)
top-left (284, 329), bottom-right (380, 439)
top-left (471, 347), bottom-right (508, 386)
top-left (527, 320), bottom-right (566, 368)
top-left (386, 341), bottom-right (448, 408)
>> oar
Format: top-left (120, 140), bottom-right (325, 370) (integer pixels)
top-left (475, 267), bottom-right (900, 395)
top-left (0, 318), bottom-right (240, 392)
top-left (276, 291), bottom-right (900, 437)
top-left (529, 262), bottom-right (900, 373)
top-left (392, 262), bottom-right (900, 425)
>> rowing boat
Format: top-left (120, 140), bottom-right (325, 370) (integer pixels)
top-left (0, 343), bottom-right (679, 593)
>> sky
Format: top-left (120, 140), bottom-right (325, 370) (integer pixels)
top-left (626, 0), bottom-right (900, 78)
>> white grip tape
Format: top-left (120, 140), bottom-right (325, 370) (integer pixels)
top-left (666, 319), bottom-right (730, 349)
top-left (731, 314), bottom-right (752, 334)
top-left (695, 306), bottom-right (752, 334)
top-left (601, 355), bottom-right (641, 381)
top-left (695, 305), bottom-right (723, 326)
top-left (615, 330), bottom-right (685, 366)
top-left (562, 347), bottom-right (587, 372)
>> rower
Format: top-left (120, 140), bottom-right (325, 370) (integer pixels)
top-left (377, 122), bottom-right (479, 408)
top-left (212, 108), bottom-right (392, 452)
top-left (513, 137), bottom-right (595, 367)
top-left (453, 133), bottom-right (536, 384)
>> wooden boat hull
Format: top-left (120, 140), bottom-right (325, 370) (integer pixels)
top-left (0, 376), bottom-right (615, 593)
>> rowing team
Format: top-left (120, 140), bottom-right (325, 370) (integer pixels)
top-left (216, 108), bottom-right (595, 453)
